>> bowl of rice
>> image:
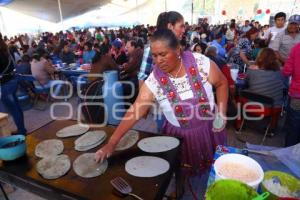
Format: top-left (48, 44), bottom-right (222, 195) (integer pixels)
top-left (262, 171), bottom-right (300, 200)
top-left (214, 153), bottom-right (264, 189)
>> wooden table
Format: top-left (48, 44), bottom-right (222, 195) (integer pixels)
top-left (0, 120), bottom-right (181, 200)
top-left (0, 112), bottom-right (11, 136)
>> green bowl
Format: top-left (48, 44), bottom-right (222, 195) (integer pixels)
top-left (262, 171), bottom-right (300, 200)
top-left (206, 179), bottom-right (258, 200)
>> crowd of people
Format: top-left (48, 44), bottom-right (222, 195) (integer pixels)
top-left (1, 10), bottom-right (300, 197)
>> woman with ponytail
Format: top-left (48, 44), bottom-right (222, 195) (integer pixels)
top-left (136, 11), bottom-right (186, 134)
top-left (137, 11), bottom-right (186, 86)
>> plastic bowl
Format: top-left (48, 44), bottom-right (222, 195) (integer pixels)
top-left (214, 153), bottom-right (264, 189)
top-left (262, 171), bottom-right (300, 200)
top-left (205, 179), bottom-right (258, 200)
top-left (0, 135), bottom-right (26, 161)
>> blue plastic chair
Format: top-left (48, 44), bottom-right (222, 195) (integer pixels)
top-left (16, 87), bottom-right (33, 111)
top-left (16, 74), bottom-right (51, 110)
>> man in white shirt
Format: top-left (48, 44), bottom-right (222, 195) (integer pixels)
top-left (241, 20), bottom-right (251, 33)
top-left (190, 26), bottom-right (201, 45)
top-left (269, 14), bottom-right (300, 65)
top-left (266, 12), bottom-right (287, 45)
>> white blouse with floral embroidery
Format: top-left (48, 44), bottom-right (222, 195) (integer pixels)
top-left (145, 53), bottom-right (215, 127)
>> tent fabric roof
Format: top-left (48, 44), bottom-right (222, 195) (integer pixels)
top-left (3, 0), bottom-right (110, 22)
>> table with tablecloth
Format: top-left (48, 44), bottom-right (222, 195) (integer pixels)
top-left (206, 145), bottom-right (299, 194)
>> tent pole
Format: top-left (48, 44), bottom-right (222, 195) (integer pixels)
top-left (57, 0), bottom-right (64, 30)
top-left (136, 0), bottom-right (138, 24)
top-left (191, 0), bottom-right (194, 25)
top-left (0, 8), bottom-right (6, 35)
top-left (165, 0), bottom-right (167, 12)
top-left (291, 0), bottom-right (297, 15)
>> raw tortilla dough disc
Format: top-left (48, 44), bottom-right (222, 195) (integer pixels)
top-left (56, 124), bottom-right (89, 138)
top-left (125, 156), bottom-right (170, 177)
top-left (36, 154), bottom-right (71, 179)
top-left (75, 139), bottom-right (105, 152)
top-left (115, 130), bottom-right (139, 151)
top-left (35, 139), bottom-right (64, 158)
top-left (73, 153), bottom-right (108, 178)
top-left (137, 136), bottom-right (179, 153)
top-left (75, 131), bottom-right (106, 147)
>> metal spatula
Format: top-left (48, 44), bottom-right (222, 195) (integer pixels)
top-left (110, 177), bottom-right (143, 200)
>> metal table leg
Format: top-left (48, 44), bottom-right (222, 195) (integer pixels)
top-left (0, 183), bottom-right (10, 200)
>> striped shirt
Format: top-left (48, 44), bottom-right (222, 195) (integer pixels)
top-left (269, 30), bottom-right (300, 61)
top-left (137, 46), bottom-right (153, 81)
top-left (245, 69), bottom-right (284, 106)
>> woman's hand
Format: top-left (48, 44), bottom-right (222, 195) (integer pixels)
top-left (95, 142), bottom-right (116, 163)
top-left (122, 63), bottom-right (128, 70)
top-left (212, 113), bottom-right (227, 133)
top-left (249, 65), bottom-right (259, 70)
top-left (94, 83), bottom-right (154, 164)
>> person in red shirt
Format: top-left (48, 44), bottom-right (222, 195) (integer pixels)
top-left (282, 42), bottom-right (300, 146)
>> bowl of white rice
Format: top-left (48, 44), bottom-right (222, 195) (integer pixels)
top-left (214, 153), bottom-right (264, 189)
top-left (262, 171), bottom-right (300, 200)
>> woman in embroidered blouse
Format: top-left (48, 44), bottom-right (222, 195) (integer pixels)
top-left (96, 29), bottom-right (228, 177)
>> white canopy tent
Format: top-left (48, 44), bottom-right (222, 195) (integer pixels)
top-left (0, 0), bottom-right (110, 36)
top-left (0, 0), bottom-right (167, 36)
top-left (2, 0), bottom-right (110, 22)
top-left (1, 0), bottom-right (299, 37)
top-left (0, 0), bottom-right (177, 36)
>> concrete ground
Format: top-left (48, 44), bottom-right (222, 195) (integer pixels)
top-left (0, 98), bottom-right (287, 200)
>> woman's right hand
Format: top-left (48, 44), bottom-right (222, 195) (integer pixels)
top-left (249, 65), bottom-right (259, 70)
top-left (95, 142), bottom-right (116, 163)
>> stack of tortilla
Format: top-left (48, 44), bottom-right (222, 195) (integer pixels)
top-left (35, 139), bottom-right (64, 158)
top-left (74, 131), bottom-right (107, 151)
top-left (35, 139), bottom-right (71, 179)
